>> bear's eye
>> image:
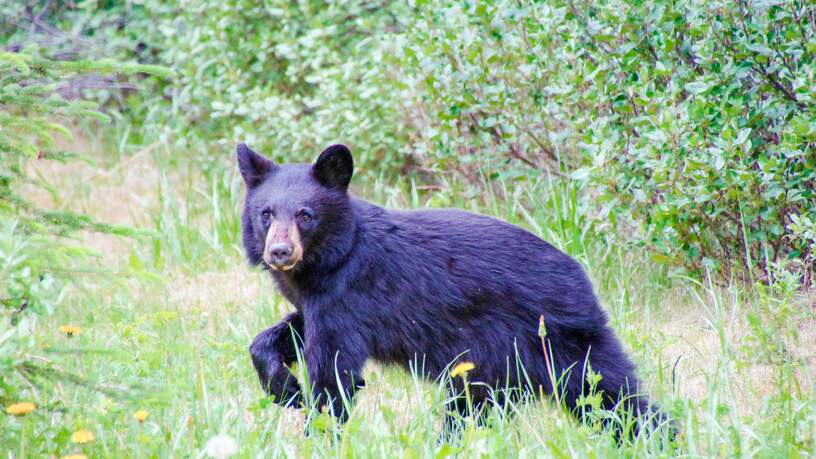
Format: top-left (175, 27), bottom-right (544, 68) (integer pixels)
top-left (261, 210), bottom-right (272, 221)
top-left (297, 208), bottom-right (314, 224)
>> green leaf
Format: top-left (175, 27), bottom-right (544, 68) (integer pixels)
top-left (685, 81), bottom-right (711, 94)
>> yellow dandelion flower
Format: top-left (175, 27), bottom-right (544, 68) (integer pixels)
top-left (450, 361), bottom-right (475, 378)
top-left (5, 402), bottom-right (36, 416)
top-left (133, 409), bottom-right (149, 422)
top-left (70, 429), bottom-right (94, 443)
top-left (59, 325), bottom-right (81, 336)
top-left (61, 455), bottom-right (88, 459)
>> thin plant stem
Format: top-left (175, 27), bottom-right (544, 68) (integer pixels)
top-left (463, 374), bottom-right (473, 416)
top-left (539, 315), bottom-right (561, 407)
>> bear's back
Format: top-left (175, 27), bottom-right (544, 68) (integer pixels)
top-left (372, 204), bottom-right (593, 299)
top-left (352, 201), bottom-right (601, 326)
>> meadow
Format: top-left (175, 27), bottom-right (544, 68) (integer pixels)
top-left (2, 1), bottom-right (815, 457)
top-left (1, 122), bottom-right (813, 458)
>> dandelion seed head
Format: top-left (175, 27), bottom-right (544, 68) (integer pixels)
top-left (205, 433), bottom-right (237, 459)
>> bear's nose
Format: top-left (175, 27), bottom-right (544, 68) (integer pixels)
top-left (267, 242), bottom-right (294, 264)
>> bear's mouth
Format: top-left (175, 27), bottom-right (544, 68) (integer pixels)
top-left (266, 260), bottom-right (299, 271)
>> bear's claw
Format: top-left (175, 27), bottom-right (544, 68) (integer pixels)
top-left (253, 359), bottom-right (303, 407)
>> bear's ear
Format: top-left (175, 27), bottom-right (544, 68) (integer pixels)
top-left (312, 144), bottom-right (354, 190)
top-left (237, 143), bottom-right (275, 187)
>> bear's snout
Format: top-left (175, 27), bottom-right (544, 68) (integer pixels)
top-left (267, 242), bottom-right (294, 265)
top-left (263, 220), bottom-right (303, 271)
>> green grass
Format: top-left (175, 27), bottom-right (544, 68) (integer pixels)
top-left (1, 135), bottom-right (814, 458)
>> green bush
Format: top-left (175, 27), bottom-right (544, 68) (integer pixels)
top-left (568, 0), bottom-right (815, 278)
top-left (24, 0), bottom-right (813, 278)
top-left (390, 2), bottom-right (580, 181)
top-left (392, 1), bottom-right (816, 279)
top-left (140, 0), bottom-right (410, 173)
top-left (0, 1), bottom-right (160, 102)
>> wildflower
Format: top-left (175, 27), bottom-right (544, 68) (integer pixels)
top-left (5, 402), bottom-right (36, 416)
top-left (204, 433), bottom-right (238, 459)
top-left (59, 325), bottom-right (81, 336)
top-left (450, 361), bottom-right (475, 378)
top-left (70, 429), bottom-right (94, 443)
top-left (133, 409), bottom-right (149, 422)
top-left (61, 455), bottom-right (88, 459)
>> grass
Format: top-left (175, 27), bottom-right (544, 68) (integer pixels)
top-left (1, 128), bottom-right (815, 458)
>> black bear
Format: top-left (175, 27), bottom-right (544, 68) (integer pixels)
top-left (241, 143), bottom-right (654, 433)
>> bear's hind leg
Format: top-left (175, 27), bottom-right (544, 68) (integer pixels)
top-left (557, 329), bottom-right (664, 439)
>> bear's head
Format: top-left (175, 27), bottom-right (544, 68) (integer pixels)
top-left (237, 143), bottom-right (354, 271)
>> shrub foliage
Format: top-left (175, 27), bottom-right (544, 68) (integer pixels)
top-left (4, 1), bottom-right (815, 279)
top-left (567, 1), bottom-right (815, 278)
top-left (142, 0), bottom-right (409, 171)
top-left (392, 1), bottom-right (816, 278)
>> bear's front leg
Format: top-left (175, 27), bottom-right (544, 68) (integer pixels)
top-left (249, 311), bottom-right (304, 407)
top-left (303, 325), bottom-right (366, 427)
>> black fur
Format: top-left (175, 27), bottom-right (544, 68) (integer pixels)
top-left (241, 143), bottom-right (653, 432)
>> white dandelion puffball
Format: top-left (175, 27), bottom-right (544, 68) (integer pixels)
top-left (204, 433), bottom-right (238, 459)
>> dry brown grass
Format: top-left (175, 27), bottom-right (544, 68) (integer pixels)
top-left (23, 142), bottom-right (164, 267)
top-left (167, 268), bottom-right (268, 314)
top-left (25, 144), bottom-right (162, 226)
top-left (661, 292), bottom-right (816, 418)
